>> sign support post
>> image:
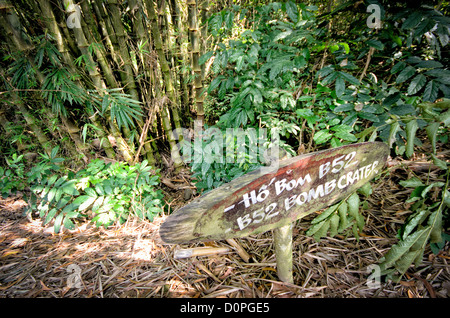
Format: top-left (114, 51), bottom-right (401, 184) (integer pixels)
top-left (273, 223), bottom-right (294, 283)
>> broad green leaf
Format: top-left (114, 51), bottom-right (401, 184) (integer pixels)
top-left (367, 39), bottom-right (384, 50)
top-left (85, 187), bottom-right (97, 198)
top-left (390, 104), bottom-right (416, 116)
top-left (431, 154), bottom-right (448, 170)
top-left (428, 207), bottom-right (443, 244)
top-left (335, 76), bottom-right (345, 97)
top-left (399, 177), bottom-right (424, 188)
top-left (92, 196), bottom-right (105, 213)
top-left (388, 121), bottom-right (401, 148)
top-left (332, 124), bottom-right (357, 141)
top-left (44, 208), bottom-right (58, 225)
top-left (423, 80), bottom-right (439, 102)
top-left (314, 220), bottom-right (330, 242)
top-left (329, 213), bottom-right (340, 237)
top-left (347, 193), bottom-right (360, 218)
top-left (78, 195), bottom-right (97, 212)
top-left (405, 120), bottom-right (418, 158)
top-left (63, 216), bottom-right (75, 231)
top-left (396, 66), bottom-right (416, 84)
top-left (311, 203), bottom-right (339, 224)
top-left (339, 71), bottom-right (359, 86)
top-left (383, 92), bottom-right (401, 107)
top-left (285, 1), bottom-right (299, 22)
top-left (313, 130), bottom-right (332, 145)
top-left (401, 11), bottom-right (422, 30)
top-left (425, 122), bottom-right (440, 154)
top-left (338, 202), bottom-right (348, 231)
top-left (54, 213), bottom-right (64, 233)
top-left (379, 227), bottom-right (428, 272)
top-left (407, 74), bottom-right (427, 95)
top-left (391, 61), bottom-right (406, 74)
top-left (401, 209), bottom-right (429, 240)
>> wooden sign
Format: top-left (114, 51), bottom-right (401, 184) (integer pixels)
top-left (160, 142), bottom-right (389, 244)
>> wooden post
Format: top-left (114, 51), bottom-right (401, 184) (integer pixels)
top-left (273, 223), bottom-right (294, 284)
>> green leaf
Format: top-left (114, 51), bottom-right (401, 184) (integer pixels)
top-left (405, 120), bottom-right (418, 158)
top-left (335, 76), bottom-right (345, 97)
top-left (44, 208), bottom-right (58, 225)
top-left (85, 187), bottom-right (97, 198)
top-left (313, 220), bottom-right (330, 242)
top-left (425, 122), bottom-right (440, 154)
top-left (401, 11), bottom-right (422, 30)
top-left (383, 92), bottom-right (401, 107)
top-left (390, 104), bottom-right (416, 116)
top-left (423, 80), bottom-right (439, 102)
top-left (285, 1), bottom-right (299, 23)
top-left (199, 51), bottom-right (214, 66)
top-left (431, 154), bottom-right (448, 170)
top-left (78, 195), bottom-right (97, 212)
top-left (347, 192), bottom-right (360, 219)
top-left (331, 124), bottom-right (357, 142)
top-left (379, 227), bottom-right (429, 272)
top-left (407, 74), bottom-right (427, 95)
top-left (401, 209), bottom-right (430, 240)
top-left (388, 121), bottom-right (401, 148)
top-left (399, 177), bottom-right (424, 188)
top-left (329, 213), bottom-right (340, 237)
top-left (311, 204), bottom-right (339, 224)
top-left (367, 39), bottom-right (384, 50)
top-left (54, 213), bottom-right (64, 233)
top-left (338, 201), bottom-right (348, 231)
top-left (396, 66), bottom-right (416, 84)
top-left (313, 130), bottom-right (332, 145)
top-left (391, 61), bottom-right (406, 74)
top-left (63, 216), bottom-right (75, 231)
top-left (339, 72), bottom-right (360, 86)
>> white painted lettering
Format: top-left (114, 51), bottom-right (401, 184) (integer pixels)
top-left (319, 161), bottom-right (331, 179)
top-left (308, 184), bottom-right (324, 202)
top-left (296, 192), bottom-right (308, 205)
top-left (325, 179), bottom-right (336, 195)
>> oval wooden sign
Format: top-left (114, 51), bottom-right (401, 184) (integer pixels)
top-left (160, 142), bottom-right (389, 244)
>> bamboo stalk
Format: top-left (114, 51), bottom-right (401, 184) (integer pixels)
top-left (187, 0), bottom-right (204, 125)
top-left (146, 0), bottom-right (183, 169)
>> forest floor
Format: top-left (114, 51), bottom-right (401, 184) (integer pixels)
top-left (0, 151), bottom-right (449, 298)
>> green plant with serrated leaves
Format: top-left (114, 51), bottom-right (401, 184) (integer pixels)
top-left (306, 184), bottom-right (372, 242)
top-left (186, 127), bottom-right (264, 193)
top-left (378, 155), bottom-right (449, 280)
top-left (26, 156), bottom-right (163, 233)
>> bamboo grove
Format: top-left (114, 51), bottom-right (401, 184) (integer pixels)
top-left (0, 0), bottom-right (216, 169)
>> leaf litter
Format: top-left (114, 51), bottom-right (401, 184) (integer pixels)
top-left (0, 153), bottom-right (449, 298)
